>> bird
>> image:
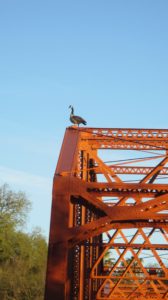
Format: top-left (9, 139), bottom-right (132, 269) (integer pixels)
top-left (69, 105), bottom-right (87, 126)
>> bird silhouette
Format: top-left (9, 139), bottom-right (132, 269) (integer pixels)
top-left (69, 105), bottom-right (87, 126)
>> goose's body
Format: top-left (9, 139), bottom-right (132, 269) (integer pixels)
top-left (69, 106), bottom-right (87, 126)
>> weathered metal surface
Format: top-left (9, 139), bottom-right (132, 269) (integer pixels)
top-left (45, 127), bottom-right (168, 300)
top-left (44, 129), bottom-right (80, 300)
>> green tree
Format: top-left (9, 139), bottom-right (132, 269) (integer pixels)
top-left (0, 184), bottom-right (47, 300)
top-left (0, 184), bottom-right (31, 229)
top-left (103, 250), bottom-right (115, 268)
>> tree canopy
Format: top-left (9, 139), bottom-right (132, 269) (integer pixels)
top-left (0, 184), bottom-right (47, 300)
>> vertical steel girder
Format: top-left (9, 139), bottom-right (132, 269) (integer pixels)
top-left (45, 127), bottom-right (168, 300)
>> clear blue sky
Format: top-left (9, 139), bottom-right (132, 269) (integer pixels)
top-left (0, 1), bottom-right (168, 236)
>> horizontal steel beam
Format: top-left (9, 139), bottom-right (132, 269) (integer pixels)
top-left (96, 166), bottom-right (168, 175)
top-left (87, 182), bottom-right (168, 196)
top-left (77, 127), bottom-right (168, 150)
top-left (82, 242), bottom-right (168, 250)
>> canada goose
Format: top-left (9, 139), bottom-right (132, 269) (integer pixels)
top-left (69, 105), bottom-right (87, 126)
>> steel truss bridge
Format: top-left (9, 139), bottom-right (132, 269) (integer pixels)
top-left (45, 127), bottom-right (168, 300)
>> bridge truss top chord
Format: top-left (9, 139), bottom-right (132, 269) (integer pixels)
top-left (45, 127), bottom-right (168, 300)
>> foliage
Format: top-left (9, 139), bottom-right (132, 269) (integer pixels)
top-left (0, 184), bottom-right (31, 228)
top-left (0, 184), bottom-right (47, 300)
top-left (104, 250), bottom-right (115, 268)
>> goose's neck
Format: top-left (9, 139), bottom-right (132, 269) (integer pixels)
top-left (70, 107), bottom-right (74, 115)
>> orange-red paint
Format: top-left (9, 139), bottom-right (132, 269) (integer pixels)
top-left (45, 127), bottom-right (168, 300)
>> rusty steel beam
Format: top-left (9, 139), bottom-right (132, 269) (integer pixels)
top-left (45, 127), bottom-right (168, 300)
top-left (79, 128), bottom-right (168, 150)
top-left (80, 242), bottom-right (168, 250)
top-left (44, 129), bottom-right (80, 300)
top-left (96, 166), bottom-right (168, 175)
top-left (79, 127), bottom-right (168, 138)
top-left (86, 182), bottom-right (168, 194)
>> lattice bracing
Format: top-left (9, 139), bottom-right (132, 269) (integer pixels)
top-left (45, 127), bottom-right (168, 300)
